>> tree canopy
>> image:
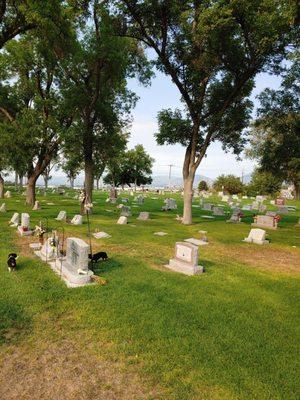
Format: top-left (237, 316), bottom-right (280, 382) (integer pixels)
top-left (113, 0), bottom-right (298, 223)
top-left (247, 58), bottom-right (300, 199)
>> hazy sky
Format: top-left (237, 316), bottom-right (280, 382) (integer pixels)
top-left (127, 70), bottom-right (281, 179)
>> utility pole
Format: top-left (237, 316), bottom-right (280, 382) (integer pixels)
top-left (166, 164), bottom-right (175, 188)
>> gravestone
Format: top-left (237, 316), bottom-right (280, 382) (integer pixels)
top-left (266, 211), bottom-right (277, 217)
top-left (32, 201), bottom-right (41, 211)
top-left (275, 198), bottom-right (285, 206)
top-left (252, 215), bottom-right (278, 230)
top-left (242, 204), bottom-right (252, 211)
top-left (258, 204), bottom-right (267, 213)
top-left (120, 206), bottom-right (131, 217)
top-left (202, 203), bottom-right (213, 211)
top-left (251, 201), bottom-right (259, 210)
top-left (137, 212), bottom-right (150, 220)
top-left (134, 195), bottom-right (144, 205)
top-left (154, 231), bottom-right (167, 236)
top-left (0, 203), bottom-right (6, 212)
top-left (117, 216), bottom-right (127, 225)
top-left (121, 198), bottom-right (129, 203)
top-left (277, 206), bottom-right (289, 214)
top-left (4, 191), bottom-right (11, 198)
top-left (17, 213), bottom-right (33, 236)
top-left (162, 198), bottom-right (177, 211)
top-left (49, 237), bottom-right (93, 287)
top-left (243, 229), bottom-right (269, 245)
top-left (9, 212), bottom-right (19, 227)
top-left (70, 215), bottom-right (83, 225)
top-left (35, 236), bottom-right (59, 261)
top-left (185, 231), bottom-right (208, 246)
top-left (165, 242), bottom-right (203, 275)
top-left (109, 187), bottom-right (118, 202)
top-left (55, 211), bottom-right (67, 221)
top-left (93, 231), bottom-right (111, 239)
top-left (226, 213), bottom-right (241, 223)
top-left (212, 207), bottom-right (225, 216)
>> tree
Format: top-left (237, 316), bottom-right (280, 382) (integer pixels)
top-left (247, 58), bottom-right (300, 199)
top-left (213, 174), bottom-right (244, 195)
top-left (246, 169), bottom-right (282, 197)
top-left (0, 146), bottom-right (8, 198)
top-left (60, 153), bottom-right (82, 189)
top-left (104, 144), bottom-right (154, 188)
top-left (0, 0), bottom-right (71, 49)
top-left (93, 128), bottom-right (128, 190)
top-left (115, 0), bottom-right (297, 224)
top-left (198, 180), bottom-right (208, 192)
top-left (0, 36), bottom-right (72, 204)
top-left (60, 1), bottom-right (151, 206)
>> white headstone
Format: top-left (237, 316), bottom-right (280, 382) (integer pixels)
top-left (93, 231), bottom-right (111, 239)
top-left (0, 203), bottom-right (6, 212)
top-left (243, 229), bottom-right (269, 245)
top-left (55, 210), bottom-right (67, 221)
top-left (137, 212), bottom-right (150, 220)
top-left (35, 237), bottom-right (59, 261)
top-left (9, 212), bottom-right (19, 227)
top-left (117, 216), bottom-right (127, 225)
top-left (166, 242), bottom-right (203, 275)
top-left (48, 237), bottom-right (93, 287)
top-left (71, 215), bottom-right (83, 225)
top-left (32, 201), bottom-right (41, 210)
top-left (17, 213), bottom-right (32, 236)
top-left (252, 215), bottom-right (277, 230)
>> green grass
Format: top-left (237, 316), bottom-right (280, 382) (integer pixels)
top-left (0, 189), bottom-right (299, 399)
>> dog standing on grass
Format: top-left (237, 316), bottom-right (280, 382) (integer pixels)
top-left (7, 253), bottom-right (18, 272)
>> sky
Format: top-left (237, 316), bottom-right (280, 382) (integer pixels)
top-left (127, 70), bottom-right (282, 180)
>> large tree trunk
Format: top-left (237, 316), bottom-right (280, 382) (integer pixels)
top-left (15, 171), bottom-right (18, 188)
top-left (84, 158), bottom-right (93, 206)
top-left (83, 123), bottom-right (94, 206)
top-left (182, 173), bottom-right (195, 225)
top-left (96, 178), bottom-right (100, 190)
top-left (19, 175), bottom-right (24, 191)
top-left (26, 176), bottom-right (37, 205)
top-left (0, 173), bottom-right (4, 198)
top-left (294, 182), bottom-right (300, 200)
top-left (70, 177), bottom-right (74, 189)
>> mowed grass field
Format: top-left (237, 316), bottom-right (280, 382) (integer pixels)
top-left (0, 189), bottom-right (299, 400)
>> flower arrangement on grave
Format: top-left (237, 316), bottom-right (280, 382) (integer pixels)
top-left (78, 190), bottom-right (86, 203)
top-left (34, 224), bottom-right (46, 244)
top-left (84, 202), bottom-right (93, 213)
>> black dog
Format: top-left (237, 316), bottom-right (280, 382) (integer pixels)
top-left (7, 253), bottom-right (18, 272)
top-left (89, 252), bottom-right (108, 263)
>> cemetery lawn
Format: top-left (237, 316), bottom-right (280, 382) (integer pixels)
top-left (0, 190), bottom-right (299, 400)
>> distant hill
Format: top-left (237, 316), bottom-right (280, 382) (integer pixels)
top-left (151, 174), bottom-right (213, 188)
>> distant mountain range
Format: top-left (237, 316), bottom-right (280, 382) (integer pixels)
top-left (8, 171), bottom-right (252, 188)
top-left (151, 174), bottom-right (213, 188)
